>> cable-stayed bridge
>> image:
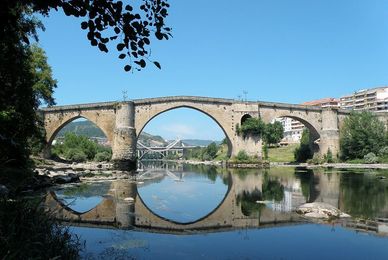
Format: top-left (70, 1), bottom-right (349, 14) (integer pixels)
top-left (136, 138), bottom-right (197, 160)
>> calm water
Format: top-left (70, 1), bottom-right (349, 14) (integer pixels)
top-left (48, 163), bottom-right (388, 259)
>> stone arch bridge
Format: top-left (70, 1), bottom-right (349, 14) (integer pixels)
top-left (40, 96), bottom-right (388, 167)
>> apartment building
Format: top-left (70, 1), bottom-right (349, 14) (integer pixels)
top-left (340, 87), bottom-right (388, 112)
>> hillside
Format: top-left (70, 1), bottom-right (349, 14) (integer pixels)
top-left (56, 120), bottom-right (221, 147)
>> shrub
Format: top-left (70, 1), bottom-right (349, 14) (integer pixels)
top-left (324, 148), bottom-right (334, 163)
top-left (236, 150), bottom-right (249, 162)
top-left (94, 151), bottom-right (112, 162)
top-left (307, 154), bottom-right (324, 165)
top-left (65, 148), bottom-right (87, 162)
top-left (379, 146), bottom-right (388, 157)
top-left (364, 152), bottom-right (379, 164)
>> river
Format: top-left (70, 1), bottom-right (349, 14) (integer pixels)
top-left (47, 162), bottom-right (388, 259)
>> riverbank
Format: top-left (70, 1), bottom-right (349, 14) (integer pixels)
top-left (270, 162), bottom-right (388, 169)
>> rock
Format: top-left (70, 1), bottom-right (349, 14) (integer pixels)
top-left (296, 202), bottom-right (351, 219)
top-left (0, 184), bottom-right (9, 197)
top-left (68, 173), bottom-right (80, 183)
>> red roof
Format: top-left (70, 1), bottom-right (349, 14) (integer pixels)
top-left (301, 98), bottom-right (338, 106)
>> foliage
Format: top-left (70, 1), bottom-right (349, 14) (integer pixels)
top-left (0, 198), bottom-right (81, 259)
top-left (262, 172), bottom-right (284, 202)
top-left (262, 143), bottom-right (268, 160)
top-left (30, 43), bottom-right (57, 106)
top-left (184, 142), bottom-right (220, 161)
top-left (236, 189), bottom-right (264, 217)
top-left (1, 0), bottom-right (171, 168)
top-left (307, 154), bottom-right (324, 165)
top-left (324, 148), bottom-right (334, 163)
top-left (294, 129), bottom-right (313, 162)
top-left (236, 118), bottom-right (266, 138)
top-left (0, 3), bottom-right (42, 168)
top-left (363, 152), bottom-right (379, 164)
top-left (340, 111), bottom-right (387, 160)
top-left (4, 0), bottom-right (171, 72)
top-left (263, 121), bottom-right (284, 145)
top-left (340, 173), bottom-right (388, 218)
top-left (65, 148), bottom-right (88, 162)
top-left (236, 150), bottom-right (249, 161)
top-left (52, 132), bottom-right (112, 162)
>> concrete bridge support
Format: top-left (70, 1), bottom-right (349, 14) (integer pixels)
top-left (111, 102), bottom-right (137, 169)
top-left (319, 109), bottom-right (340, 158)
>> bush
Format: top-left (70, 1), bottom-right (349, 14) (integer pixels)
top-left (307, 154), bottom-right (324, 165)
top-left (324, 148), bottom-right (334, 163)
top-left (236, 150), bottom-right (249, 161)
top-left (294, 129), bottom-right (313, 162)
top-left (52, 132), bottom-right (112, 162)
top-left (0, 199), bottom-right (81, 259)
top-left (379, 146), bottom-right (388, 157)
top-left (364, 152), bottom-right (379, 164)
top-left (94, 151), bottom-right (112, 162)
top-left (65, 148), bottom-right (87, 162)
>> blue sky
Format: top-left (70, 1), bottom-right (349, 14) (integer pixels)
top-left (38, 0), bottom-right (388, 140)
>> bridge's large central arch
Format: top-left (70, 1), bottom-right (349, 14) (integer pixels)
top-left (135, 104), bottom-right (233, 157)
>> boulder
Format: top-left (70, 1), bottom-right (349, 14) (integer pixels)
top-left (297, 202), bottom-right (350, 219)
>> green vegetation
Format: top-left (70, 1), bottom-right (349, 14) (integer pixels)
top-left (262, 172), bottom-right (284, 202)
top-left (236, 118), bottom-right (284, 146)
top-left (236, 118), bottom-right (266, 138)
top-left (340, 111), bottom-right (388, 162)
top-left (52, 132), bottom-right (112, 162)
top-left (184, 142), bottom-right (221, 161)
top-left (340, 173), bottom-right (388, 218)
top-left (294, 129), bottom-right (313, 162)
top-left (0, 198), bottom-right (81, 259)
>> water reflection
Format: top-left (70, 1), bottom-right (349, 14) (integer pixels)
top-left (46, 165), bottom-right (388, 236)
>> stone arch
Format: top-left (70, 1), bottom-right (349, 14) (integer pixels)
top-left (240, 114), bottom-right (252, 125)
top-left (46, 115), bottom-right (112, 146)
top-left (135, 104), bottom-right (233, 157)
top-left (43, 111), bottom-right (115, 158)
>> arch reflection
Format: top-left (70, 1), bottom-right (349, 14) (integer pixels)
top-left (45, 166), bottom-right (388, 236)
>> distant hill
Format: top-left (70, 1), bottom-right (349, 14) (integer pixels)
top-left (57, 120), bottom-right (220, 147)
top-left (57, 120), bottom-right (105, 138)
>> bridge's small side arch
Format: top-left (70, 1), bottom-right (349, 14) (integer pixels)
top-left (240, 114), bottom-right (252, 125)
top-left (135, 104), bottom-right (233, 157)
top-left (46, 115), bottom-right (112, 146)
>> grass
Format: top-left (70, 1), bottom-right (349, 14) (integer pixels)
top-left (268, 144), bottom-right (298, 163)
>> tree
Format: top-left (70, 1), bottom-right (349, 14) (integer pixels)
top-left (340, 111), bottom-right (387, 160)
top-left (294, 128), bottom-right (313, 162)
top-left (263, 121), bottom-right (284, 145)
top-left (30, 44), bottom-right (57, 106)
top-left (0, 0), bottom-right (170, 168)
top-left (3, 0), bottom-right (171, 72)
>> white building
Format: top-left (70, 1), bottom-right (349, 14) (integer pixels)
top-left (340, 87), bottom-right (388, 112)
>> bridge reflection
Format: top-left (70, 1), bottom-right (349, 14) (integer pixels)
top-left (45, 167), bottom-right (388, 236)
